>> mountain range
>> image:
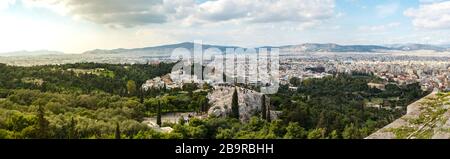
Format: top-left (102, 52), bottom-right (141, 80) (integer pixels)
top-left (83, 42), bottom-right (450, 55)
top-left (0, 50), bottom-right (64, 57)
top-left (82, 42), bottom-right (241, 56)
top-left (1, 42), bottom-right (450, 57)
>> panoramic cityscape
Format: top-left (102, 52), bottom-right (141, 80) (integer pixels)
top-left (0, 0), bottom-right (450, 143)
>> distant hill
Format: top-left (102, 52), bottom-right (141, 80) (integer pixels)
top-left (85, 42), bottom-right (394, 54)
top-left (279, 43), bottom-right (391, 52)
top-left (83, 42), bottom-right (450, 56)
top-left (439, 44), bottom-right (450, 50)
top-left (386, 44), bottom-right (448, 52)
top-left (0, 50), bottom-right (64, 57)
top-left (83, 42), bottom-right (241, 56)
top-left (279, 43), bottom-right (450, 53)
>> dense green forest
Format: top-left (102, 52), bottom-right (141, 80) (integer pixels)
top-left (0, 63), bottom-right (428, 139)
top-left (0, 63), bottom-right (211, 139)
top-left (0, 63), bottom-right (174, 95)
top-left (275, 74), bottom-right (427, 138)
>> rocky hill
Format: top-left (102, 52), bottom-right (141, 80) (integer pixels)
top-left (207, 86), bottom-right (280, 121)
top-left (366, 91), bottom-right (450, 139)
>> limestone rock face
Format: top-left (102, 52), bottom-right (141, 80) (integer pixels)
top-left (207, 86), bottom-right (266, 121)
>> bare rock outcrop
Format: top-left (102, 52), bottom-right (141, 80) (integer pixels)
top-left (207, 86), bottom-right (275, 121)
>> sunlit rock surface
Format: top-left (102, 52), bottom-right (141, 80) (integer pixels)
top-left (207, 86), bottom-right (277, 121)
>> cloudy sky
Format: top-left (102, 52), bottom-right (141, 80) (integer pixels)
top-left (0, 0), bottom-right (450, 53)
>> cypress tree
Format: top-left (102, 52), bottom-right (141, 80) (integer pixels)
top-left (115, 122), bottom-right (121, 139)
top-left (261, 95), bottom-right (266, 120)
top-left (231, 87), bottom-right (239, 119)
top-left (37, 105), bottom-right (49, 139)
top-left (267, 99), bottom-right (271, 122)
top-left (163, 83), bottom-right (167, 92)
top-left (223, 72), bottom-right (227, 83)
top-left (157, 99), bottom-right (162, 126)
top-left (139, 88), bottom-right (144, 104)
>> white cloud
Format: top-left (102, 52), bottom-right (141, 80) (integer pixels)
top-left (375, 3), bottom-right (399, 18)
top-left (358, 22), bottom-right (401, 32)
top-left (20, 0), bottom-right (335, 28)
top-left (0, 0), bottom-right (15, 10)
top-left (404, 1), bottom-right (450, 29)
top-left (195, 0), bottom-right (335, 24)
top-left (21, 0), bottom-right (174, 27)
top-left (419, 0), bottom-right (448, 4)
